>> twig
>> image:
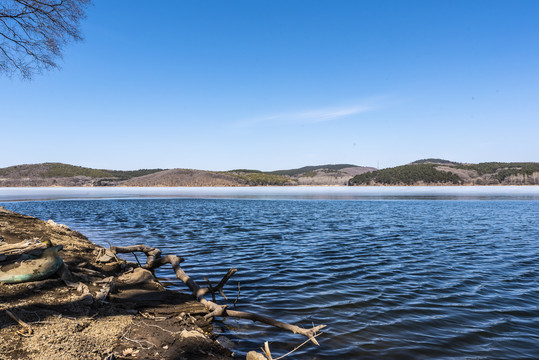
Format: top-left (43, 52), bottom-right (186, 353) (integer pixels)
top-left (139, 321), bottom-right (182, 335)
top-left (233, 282), bottom-right (241, 308)
top-left (121, 325), bottom-right (156, 349)
top-left (123, 335), bottom-right (156, 350)
top-left (215, 268), bottom-right (237, 300)
top-left (131, 251), bottom-right (142, 267)
top-left (5, 309), bottom-right (33, 336)
top-left (203, 276), bottom-right (216, 302)
top-left (107, 241), bottom-right (120, 263)
top-left (273, 332), bottom-right (324, 360)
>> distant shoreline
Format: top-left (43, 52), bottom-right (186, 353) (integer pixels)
top-left (1, 185), bottom-right (538, 202)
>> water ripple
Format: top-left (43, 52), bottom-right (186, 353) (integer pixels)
top-left (2, 198), bottom-right (538, 359)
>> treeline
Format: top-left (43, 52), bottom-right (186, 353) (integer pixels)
top-left (225, 171), bottom-right (296, 185)
top-left (271, 164), bottom-right (356, 177)
top-left (455, 162), bottom-right (539, 181)
top-left (43, 163), bottom-right (165, 180)
top-left (411, 158), bottom-right (458, 165)
top-left (349, 164), bottom-right (463, 185)
top-left (0, 163), bottom-right (164, 180)
top-left (349, 161), bottom-right (539, 186)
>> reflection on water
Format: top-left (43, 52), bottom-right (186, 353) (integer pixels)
top-left (1, 198), bottom-right (538, 359)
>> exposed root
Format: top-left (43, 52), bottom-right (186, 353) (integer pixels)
top-left (110, 244), bottom-right (327, 345)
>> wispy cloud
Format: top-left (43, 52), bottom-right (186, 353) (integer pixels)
top-left (236, 101), bottom-right (376, 127)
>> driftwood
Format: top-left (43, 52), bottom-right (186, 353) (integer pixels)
top-left (111, 245), bottom-right (326, 345)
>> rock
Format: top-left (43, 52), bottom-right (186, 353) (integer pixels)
top-left (179, 329), bottom-right (206, 341)
top-left (96, 249), bottom-right (116, 263)
top-left (46, 219), bottom-right (70, 230)
top-left (216, 336), bottom-right (235, 349)
top-left (77, 282), bottom-right (90, 294)
top-left (116, 267), bottom-right (155, 285)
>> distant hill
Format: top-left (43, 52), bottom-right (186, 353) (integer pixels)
top-left (272, 164), bottom-right (358, 176)
top-left (0, 163), bottom-right (335, 187)
top-left (1, 161), bottom-right (536, 187)
top-left (119, 169), bottom-right (248, 187)
top-left (0, 163), bottom-right (163, 187)
top-left (224, 170), bottom-right (296, 186)
top-left (349, 161), bottom-right (539, 186)
top-left (113, 165), bottom-right (372, 187)
top-left (271, 164), bottom-right (377, 185)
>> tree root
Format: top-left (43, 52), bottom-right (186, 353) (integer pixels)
top-left (110, 244), bottom-right (326, 345)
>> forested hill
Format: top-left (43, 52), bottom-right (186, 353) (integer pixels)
top-left (1, 161), bottom-right (537, 187)
top-left (349, 160), bottom-right (539, 186)
top-left (0, 163), bottom-right (165, 186)
top-left (0, 163), bottom-right (374, 187)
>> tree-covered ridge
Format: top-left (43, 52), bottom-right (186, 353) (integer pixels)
top-left (228, 169), bottom-right (263, 173)
top-left (410, 158), bottom-right (458, 165)
top-left (41, 163), bottom-right (113, 178)
top-left (0, 163), bottom-right (164, 180)
top-left (455, 162), bottom-right (539, 179)
top-left (0, 163), bottom-right (106, 178)
top-left (494, 163), bottom-right (539, 182)
top-left (271, 164), bottom-right (357, 177)
top-left (349, 164), bottom-right (463, 185)
top-left (225, 171), bottom-right (296, 185)
top-left (349, 161), bottom-right (539, 186)
top-left (103, 169), bottom-right (167, 181)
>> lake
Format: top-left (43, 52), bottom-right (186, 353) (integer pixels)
top-left (1, 187), bottom-right (538, 359)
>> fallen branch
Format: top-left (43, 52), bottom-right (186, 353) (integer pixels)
top-left (111, 245), bottom-right (162, 268)
top-left (110, 244), bottom-right (326, 345)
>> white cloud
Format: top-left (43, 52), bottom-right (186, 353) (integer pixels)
top-left (285, 104), bottom-right (372, 123)
top-left (237, 101), bottom-right (376, 127)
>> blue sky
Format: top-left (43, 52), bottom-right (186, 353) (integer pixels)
top-left (1, 0), bottom-right (538, 171)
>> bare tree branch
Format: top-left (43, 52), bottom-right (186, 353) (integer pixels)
top-left (0, 0), bottom-right (91, 79)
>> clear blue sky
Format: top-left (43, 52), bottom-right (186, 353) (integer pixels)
top-left (1, 0), bottom-right (538, 171)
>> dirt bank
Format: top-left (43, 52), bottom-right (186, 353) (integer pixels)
top-left (0, 207), bottom-right (233, 360)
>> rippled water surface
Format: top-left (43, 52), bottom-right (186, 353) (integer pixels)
top-left (2, 197), bottom-right (538, 359)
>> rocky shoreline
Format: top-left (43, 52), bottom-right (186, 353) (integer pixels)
top-left (0, 207), bottom-right (234, 360)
